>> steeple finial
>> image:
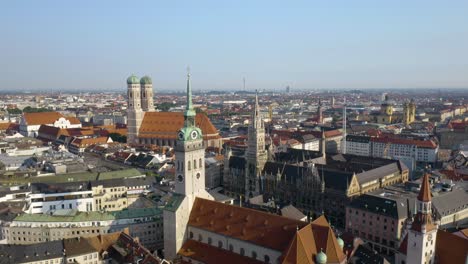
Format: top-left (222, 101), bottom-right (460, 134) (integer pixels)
top-left (186, 66), bottom-right (192, 111)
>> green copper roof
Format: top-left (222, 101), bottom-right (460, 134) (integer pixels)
top-left (14, 208), bottom-right (162, 223)
top-left (127, 74), bottom-right (140, 85)
top-left (140, 76), bottom-right (152, 85)
top-left (178, 127), bottom-right (202, 141)
top-left (164, 193), bottom-right (185, 212)
top-left (316, 250), bottom-right (327, 264)
top-left (337, 237), bottom-right (344, 249)
top-left (184, 71), bottom-right (195, 117)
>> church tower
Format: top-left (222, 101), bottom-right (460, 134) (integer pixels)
top-left (409, 99), bottom-right (416, 124)
top-left (126, 75), bottom-right (144, 144)
top-left (245, 91), bottom-right (267, 198)
top-left (403, 101), bottom-right (410, 126)
top-left (163, 70), bottom-right (212, 260)
top-left (406, 173), bottom-right (437, 264)
top-left (140, 76), bottom-right (154, 111)
top-left (317, 98), bottom-right (323, 123)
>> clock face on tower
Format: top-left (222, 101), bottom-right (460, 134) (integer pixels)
top-left (177, 174), bottom-right (184, 182)
top-left (190, 130), bottom-right (198, 139)
top-left (178, 131), bottom-right (184, 140)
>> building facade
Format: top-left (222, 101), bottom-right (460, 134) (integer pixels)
top-left (19, 112), bottom-right (82, 137)
top-left (126, 75), bottom-right (222, 149)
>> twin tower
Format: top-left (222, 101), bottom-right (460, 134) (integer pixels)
top-left (126, 74), bottom-right (154, 144)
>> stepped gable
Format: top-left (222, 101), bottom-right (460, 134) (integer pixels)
top-left (188, 198), bottom-right (306, 252)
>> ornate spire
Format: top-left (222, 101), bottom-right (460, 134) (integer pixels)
top-left (253, 90), bottom-right (260, 127)
top-left (184, 67), bottom-right (196, 127)
top-left (418, 173), bottom-right (432, 202)
top-left (185, 67), bottom-right (193, 113)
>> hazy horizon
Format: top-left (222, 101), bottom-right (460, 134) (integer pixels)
top-left (2, 1), bottom-right (468, 91)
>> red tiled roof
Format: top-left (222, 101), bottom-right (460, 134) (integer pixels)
top-left (282, 216), bottom-right (346, 264)
top-left (139, 112), bottom-right (220, 139)
top-left (188, 198), bottom-right (307, 252)
top-left (418, 173), bottom-right (432, 202)
top-left (436, 230), bottom-right (468, 264)
top-left (38, 125), bottom-right (61, 138)
top-left (67, 116), bottom-right (81, 125)
top-left (371, 136), bottom-right (437, 149)
top-left (178, 239), bottom-right (264, 264)
top-left (71, 137), bottom-right (109, 148)
top-left (23, 112), bottom-right (71, 126)
top-left (0, 122), bottom-right (14, 131)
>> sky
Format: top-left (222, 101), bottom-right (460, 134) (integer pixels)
top-left (1, 1), bottom-right (468, 92)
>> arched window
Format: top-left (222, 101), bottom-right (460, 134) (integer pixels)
top-left (264, 255), bottom-right (270, 263)
top-left (188, 161), bottom-right (191, 170)
top-left (251, 251), bottom-right (257, 259)
top-left (240, 248), bottom-right (245, 256)
top-left (189, 232), bottom-right (193, 239)
top-left (229, 244), bottom-right (233, 251)
top-left (194, 159), bottom-right (197, 169)
top-left (207, 237), bottom-right (212, 245)
top-left (198, 234), bottom-right (202, 242)
top-left (218, 241), bottom-right (223, 248)
top-left (199, 158), bottom-right (202, 168)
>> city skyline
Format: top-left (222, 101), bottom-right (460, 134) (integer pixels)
top-left (2, 1), bottom-right (468, 91)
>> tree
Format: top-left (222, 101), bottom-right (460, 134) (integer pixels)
top-left (7, 108), bottom-right (22, 114)
top-left (22, 106), bottom-right (49, 113)
top-left (157, 102), bottom-right (176, 111)
top-left (108, 133), bottom-right (127, 143)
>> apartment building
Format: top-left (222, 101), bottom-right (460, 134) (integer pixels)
top-left (346, 194), bottom-right (410, 255)
top-left (345, 135), bottom-right (438, 164)
top-left (4, 207), bottom-right (163, 250)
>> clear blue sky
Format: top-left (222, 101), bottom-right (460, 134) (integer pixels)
top-left (1, 0), bottom-right (467, 91)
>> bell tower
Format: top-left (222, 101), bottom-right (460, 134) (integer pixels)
top-left (174, 69), bottom-right (206, 199)
top-left (163, 69), bottom-right (212, 260)
top-left (126, 74), bottom-right (144, 144)
top-left (140, 76), bottom-right (154, 111)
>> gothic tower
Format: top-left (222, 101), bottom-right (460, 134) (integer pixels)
top-left (245, 91), bottom-right (267, 198)
top-left (406, 173), bottom-right (438, 264)
top-left (163, 70), bottom-right (212, 260)
top-left (140, 76), bottom-right (154, 111)
top-left (126, 75), bottom-right (144, 144)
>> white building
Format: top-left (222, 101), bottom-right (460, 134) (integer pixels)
top-left (345, 135), bottom-right (372, 156)
top-left (345, 135), bottom-right (438, 164)
top-left (26, 182), bottom-right (93, 214)
top-left (19, 112), bottom-right (81, 137)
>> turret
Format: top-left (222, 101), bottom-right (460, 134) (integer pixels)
top-left (316, 249), bottom-right (327, 264)
top-left (140, 76), bottom-right (154, 111)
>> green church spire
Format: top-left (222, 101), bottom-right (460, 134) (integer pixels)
top-left (184, 67), bottom-right (196, 127)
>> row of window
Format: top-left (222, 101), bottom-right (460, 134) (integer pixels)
top-left (189, 231), bottom-right (271, 263)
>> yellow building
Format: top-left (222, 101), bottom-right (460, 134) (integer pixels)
top-left (403, 99), bottom-right (416, 125)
